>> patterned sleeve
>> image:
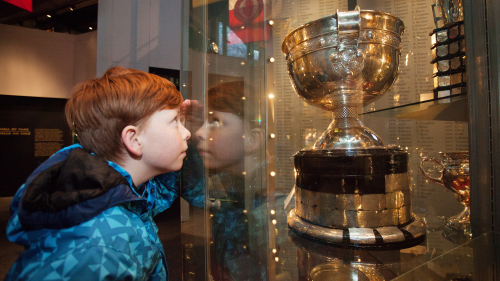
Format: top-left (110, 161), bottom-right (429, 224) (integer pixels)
top-left (180, 145), bottom-right (206, 208)
top-left (151, 145), bottom-right (206, 215)
top-left (4, 245), bottom-right (151, 281)
top-left (149, 172), bottom-right (180, 216)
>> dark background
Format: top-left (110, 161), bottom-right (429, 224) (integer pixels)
top-left (0, 95), bottom-right (72, 197)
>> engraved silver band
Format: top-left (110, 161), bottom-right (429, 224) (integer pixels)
top-left (295, 172), bottom-right (412, 228)
top-left (288, 209), bottom-right (426, 246)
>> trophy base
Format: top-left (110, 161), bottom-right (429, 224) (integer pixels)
top-left (288, 209), bottom-right (426, 250)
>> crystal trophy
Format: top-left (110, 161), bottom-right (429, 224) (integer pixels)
top-left (420, 152), bottom-right (471, 243)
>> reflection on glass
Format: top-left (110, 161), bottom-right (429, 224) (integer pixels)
top-left (185, 81), bottom-right (278, 280)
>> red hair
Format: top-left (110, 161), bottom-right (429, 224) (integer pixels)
top-left (65, 66), bottom-right (182, 162)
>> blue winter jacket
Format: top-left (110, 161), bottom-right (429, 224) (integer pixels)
top-left (5, 144), bottom-right (203, 281)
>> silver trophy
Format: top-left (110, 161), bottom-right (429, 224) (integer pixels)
top-left (420, 152), bottom-right (471, 243)
top-left (282, 7), bottom-right (426, 248)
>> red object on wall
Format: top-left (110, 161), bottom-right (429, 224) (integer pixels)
top-left (228, 0), bottom-right (269, 44)
top-left (3, 0), bottom-right (32, 12)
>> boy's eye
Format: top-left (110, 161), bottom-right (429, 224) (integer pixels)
top-left (208, 119), bottom-right (220, 130)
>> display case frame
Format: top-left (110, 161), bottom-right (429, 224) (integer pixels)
top-left (179, 0), bottom-right (500, 279)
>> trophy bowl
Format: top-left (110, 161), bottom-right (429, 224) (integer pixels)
top-left (282, 9), bottom-right (405, 111)
top-left (283, 7), bottom-right (426, 248)
top-left (420, 151), bottom-right (471, 243)
top-left (282, 8), bottom-right (405, 150)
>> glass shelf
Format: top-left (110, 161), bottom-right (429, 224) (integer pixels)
top-left (393, 230), bottom-right (499, 280)
top-left (279, 213), bottom-right (496, 280)
top-left (361, 94), bottom-right (468, 122)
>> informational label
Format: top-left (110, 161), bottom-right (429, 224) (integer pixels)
top-left (34, 128), bottom-right (65, 157)
top-left (0, 127), bottom-right (32, 136)
top-left (0, 96), bottom-right (72, 197)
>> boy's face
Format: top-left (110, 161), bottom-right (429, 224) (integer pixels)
top-left (139, 108), bottom-right (191, 174)
top-left (195, 110), bottom-right (245, 172)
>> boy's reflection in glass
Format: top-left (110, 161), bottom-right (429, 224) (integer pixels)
top-left (184, 81), bottom-right (268, 281)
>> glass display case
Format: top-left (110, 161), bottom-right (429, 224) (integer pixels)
top-left (179, 0), bottom-right (500, 280)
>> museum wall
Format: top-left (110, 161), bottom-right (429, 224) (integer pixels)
top-left (96, 0), bottom-right (182, 75)
top-left (0, 24), bottom-right (97, 99)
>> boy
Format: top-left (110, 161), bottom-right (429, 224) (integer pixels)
top-left (5, 66), bottom-right (193, 280)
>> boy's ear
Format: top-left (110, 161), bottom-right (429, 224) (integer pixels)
top-left (121, 125), bottom-right (142, 157)
top-left (244, 128), bottom-right (264, 155)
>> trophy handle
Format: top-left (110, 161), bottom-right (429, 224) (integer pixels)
top-left (330, 6), bottom-right (365, 78)
top-left (419, 157), bottom-right (444, 185)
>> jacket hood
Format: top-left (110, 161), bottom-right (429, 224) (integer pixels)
top-left (14, 145), bottom-right (141, 231)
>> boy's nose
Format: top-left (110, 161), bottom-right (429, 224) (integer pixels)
top-left (194, 123), bottom-right (207, 141)
top-left (181, 124), bottom-right (191, 140)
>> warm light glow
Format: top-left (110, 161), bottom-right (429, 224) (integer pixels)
top-left (269, 20), bottom-right (274, 25)
top-left (241, 97), bottom-right (246, 100)
top-left (89, 27), bottom-right (93, 30)
top-left (209, 138), bottom-right (213, 141)
top-left (271, 210), bottom-right (275, 215)
top-left (270, 171), bottom-right (276, 177)
top-left (272, 248), bottom-right (277, 253)
top-left (275, 257), bottom-right (279, 262)
top-left (47, 14), bottom-right (51, 18)
top-left (270, 133), bottom-right (275, 138)
top-left (269, 57), bottom-right (275, 62)
top-left (268, 94), bottom-right (275, 99)
top-left (242, 171), bottom-right (246, 175)
top-left (272, 219), bottom-right (277, 225)
top-left (241, 62), bottom-right (245, 65)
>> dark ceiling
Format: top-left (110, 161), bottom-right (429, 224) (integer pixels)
top-left (0, 0), bottom-right (98, 34)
